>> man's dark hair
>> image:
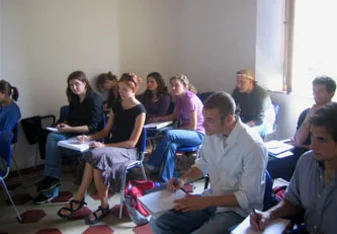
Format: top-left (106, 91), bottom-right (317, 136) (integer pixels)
top-left (309, 102), bottom-right (337, 142)
top-left (204, 91), bottom-right (236, 120)
top-left (312, 76), bottom-right (336, 93)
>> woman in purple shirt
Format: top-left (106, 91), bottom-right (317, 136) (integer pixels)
top-left (138, 72), bottom-right (171, 121)
top-left (145, 74), bottom-right (205, 182)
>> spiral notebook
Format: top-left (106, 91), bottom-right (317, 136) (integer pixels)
top-left (57, 137), bottom-right (93, 152)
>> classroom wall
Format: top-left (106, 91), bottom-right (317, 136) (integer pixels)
top-left (1, 0), bottom-right (119, 169)
top-left (1, 0), bottom-right (306, 170)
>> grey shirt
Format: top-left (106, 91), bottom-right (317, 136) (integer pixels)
top-left (285, 151), bottom-right (337, 234)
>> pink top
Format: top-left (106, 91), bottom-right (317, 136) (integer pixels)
top-left (175, 90), bottom-right (205, 134)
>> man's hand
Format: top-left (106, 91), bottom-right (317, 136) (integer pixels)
top-left (167, 177), bottom-right (184, 191)
top-left (173, 195), bottom-right (210, 212)
top-left (249, 209), bottom-right (271, 231)
top-left (306, 104), bottom-right (323, 120)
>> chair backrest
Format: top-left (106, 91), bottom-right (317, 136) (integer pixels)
top-left (12, 123), bottom-right (19, 145)
top-left (263, 170), bottom-right (273, 211)
top-left (0, 131), bottom-right (14, 168)
top-left (197, 92), bottom-right (215, 104)
top-left (272, 102), bottom-right (280, 132)
top-left (58, 105), bottom-right (70, 123)
top-left (136, 128), bottom-right (147, 161)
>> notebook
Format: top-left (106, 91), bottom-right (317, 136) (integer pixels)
top-left (144, 121), bottom-right (173, 130)
top-left (57, 137), bottom-right (93, 152)
top-left (46, 127), bottom-right (59, 132)
top-left (264, 140), bottom-right (294, 156)
top-left (138, 189), bottom-right (186, 218)
top-left (231, 215), bottom-right (291, 234)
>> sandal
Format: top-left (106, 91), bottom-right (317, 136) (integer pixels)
top-left (57, 199), bottom-right (87, 219)
top-left (85, 205), bottom-right (110, 225)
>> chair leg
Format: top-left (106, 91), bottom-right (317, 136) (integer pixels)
top-left (119, 168), bottom-right (128, 219)
top-left (139, 164), bottom-right (148, 181)
top-left (12, 155), bottom-right (26, 187)
top-left (0, 178), bottom-right (22, 222)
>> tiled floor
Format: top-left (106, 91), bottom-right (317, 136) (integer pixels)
top-left (0, 164), bottom-right (205, 234)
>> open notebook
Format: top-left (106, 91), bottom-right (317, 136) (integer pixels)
top-left (144, 121), bottom-right (173, 130)
top-left (138, 189), bottom-right (186, 218)
top-left (57, 137), bottom-right (93, 152)
top-left (231, 215), bottom-right (291, 234)
top-left (264, 140), bottom-right (294, 156)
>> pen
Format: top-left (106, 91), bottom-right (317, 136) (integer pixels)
top-left (252, 208), bottom-right (260, 230)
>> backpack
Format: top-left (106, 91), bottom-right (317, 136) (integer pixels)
top-left (272, 185), bottom-right (287, 205)
top-left (124, 180), bottom-right (156, 217)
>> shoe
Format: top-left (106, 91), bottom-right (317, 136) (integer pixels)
top-left (35, 176), bottom-right (51, 189)
top-left (57, 199), bottom-right (88, 219)
top-left (33, 193), bottom-right (56, 205)
top-left (37, 177), bottom-right (61, 192)
top-left (85, 205), bottom-right (110, 225)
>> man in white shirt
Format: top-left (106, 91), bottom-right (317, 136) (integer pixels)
top-left (149, 92), bottom-right (268, 234)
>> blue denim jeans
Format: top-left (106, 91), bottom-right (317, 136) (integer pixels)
top-left (44, 132), bottom-right (79, 179)
top-left (149, 209), bottom-right (244, 234)
top-left (146, 129), bottom-right (204, 182)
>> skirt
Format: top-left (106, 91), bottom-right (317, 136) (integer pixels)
top-left (83, 147), bottom-right (137, 192)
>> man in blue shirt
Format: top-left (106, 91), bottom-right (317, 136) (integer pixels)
top-left (251, 102), bottom-right (337, 234)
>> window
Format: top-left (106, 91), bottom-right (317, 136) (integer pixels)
top-left (291, 0), bottom-right (337, 97)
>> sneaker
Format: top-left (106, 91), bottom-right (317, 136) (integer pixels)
top-left (37, 177), bottom-right (61, 192)
top-left (33, 193), bottom-right (56, 205)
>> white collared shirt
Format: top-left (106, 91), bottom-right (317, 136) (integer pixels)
top-left (194, 119), bottom-right (268, 217)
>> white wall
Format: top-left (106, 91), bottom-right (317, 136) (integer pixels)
top-left (1, 0), bottom-right (303, 169)
top-left (1, 0), bottom-right (119, 169)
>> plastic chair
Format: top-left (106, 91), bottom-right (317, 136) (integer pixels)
top-left (197, 92), bottom-right (215, 103)
top-left (264, 102), bottom-right (280, 141)
top-left (10, 123), bottom-right (25, 186)
top-left (263, 170), bottom-right (273, 211)
top-left (0, 131), bottom-right (22, 222)
top-left (119, 128), bottom-right (147, 218)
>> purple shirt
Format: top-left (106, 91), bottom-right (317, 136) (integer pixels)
top-left (175, 90), bottom-right (204, 134)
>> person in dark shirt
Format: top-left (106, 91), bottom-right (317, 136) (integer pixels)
top-left (34, 71), bottom-right (104, 204)
top-left (57, 73), bottom-right (146, 225)
top-left (137, 72), bottom-right (171, 122)
top-left (267, 76), bottom-right (336, 180)
top-left (232, 69), bottom-right (273, 138)
top-left (96, 71), bottom-right (120, 111)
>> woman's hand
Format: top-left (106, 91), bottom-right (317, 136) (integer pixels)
top-left (57, 123), bottom-right (72, 132)
top-left (77, 135), bottom-right (90, 143)
top-left (89, 141), bottom-right (105, 149)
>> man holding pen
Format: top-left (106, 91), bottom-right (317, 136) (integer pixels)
top-left (150, 92), bottom-right (268, 234)
top-left (250, 103), bottom-right (337, 234)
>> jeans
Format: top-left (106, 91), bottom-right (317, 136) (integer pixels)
top-left (44, 132), bottom-right (78, 179)
top-left (146, 129), bottom-right (204, 182)
top-left (149, 209), bottom-right (244, 234)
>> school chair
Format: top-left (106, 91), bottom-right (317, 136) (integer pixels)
top-left (264, 102), bottom-right (280, 141)
top-left (119, 128), bottom-right (147, 218)
top-left (0, 131), bottom-right (23, 222)
top-left (10, 123), bottom-right (25, 186)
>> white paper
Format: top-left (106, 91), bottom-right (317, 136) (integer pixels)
top-left (138, 189), bottom-right (186, 216)
top-left (231, 215), bottom-right (290, 234)
top-left (264, 140), bottom-right (294, 155)
top-left (144, 121), bottom-right (173, 130)
top-left (273, 178), bottom-right (289, 189)
top-left (46, 127), bottom-right (59, 132)
top-left (57, 137), bottom-right (93, 152)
